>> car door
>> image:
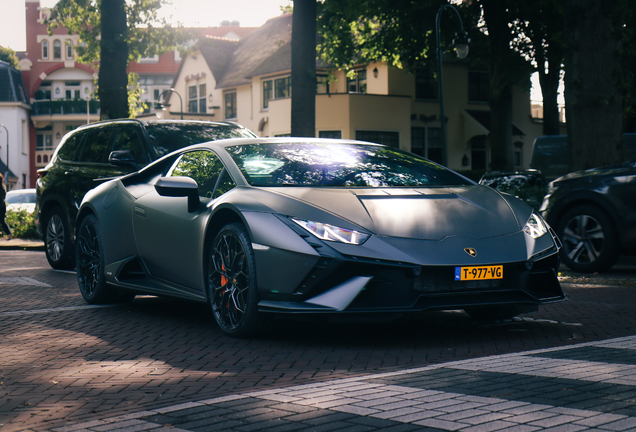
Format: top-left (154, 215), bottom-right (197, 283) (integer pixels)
top-left (132, 149), bottom-right (233, 291)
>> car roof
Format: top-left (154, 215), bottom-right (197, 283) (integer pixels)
top-left (7, 188), bottom-right (36, 194)
top-left (69, 118), bottom-right (245, 133)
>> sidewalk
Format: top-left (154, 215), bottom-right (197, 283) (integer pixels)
top-left (0, 237), bottom-right (44, 251)
top-left (49, 335), bottom-right (636, 432)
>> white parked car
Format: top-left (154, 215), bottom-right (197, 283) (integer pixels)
top-left (6, 189), bottom-right (36, 214)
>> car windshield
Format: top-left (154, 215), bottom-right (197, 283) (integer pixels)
top-left (225, 142), bottom-right (472, 187)
top-left (146, 124), bottom-right (255, 157)
top-left (6, 191), bottom-right (36, 203)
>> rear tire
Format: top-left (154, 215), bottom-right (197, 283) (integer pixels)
top-left (556, 205), bottom-right (618, 273)
top-left (45, 206), bottom-right (74, 270)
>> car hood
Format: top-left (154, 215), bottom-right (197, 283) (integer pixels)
top-left (266, 186), bottom-right (526, 240)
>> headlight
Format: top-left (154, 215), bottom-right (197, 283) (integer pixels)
top-left (523, 212), bottom-right (548, 239)
top-left (292, 218), bottom-right (370, 245)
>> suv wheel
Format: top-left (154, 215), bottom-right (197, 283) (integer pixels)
top-left (45, 206), bottom-right (74, 270)
top-left (556, 205), bottom-right (618, 273)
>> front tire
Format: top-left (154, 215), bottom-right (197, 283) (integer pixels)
top-left (45, 206), bottom-right (74, 269)
top-left (208, 223), bottom-right (262, 337)
top-left (76, 214), bottom-right (112, 304)
top-left (557, 205), bottom-right (618, 273)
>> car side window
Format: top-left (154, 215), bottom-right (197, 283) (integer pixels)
top-left (78, 128), bottom-right (116, 163)
top-left (214, 169), bottom-right (236, 199)
top-left (112, 127), bottom-right (149, 167)
top-left (57, 132), bottom-right (85, 161)
top-left (170, 150), bottom-right (226, 199)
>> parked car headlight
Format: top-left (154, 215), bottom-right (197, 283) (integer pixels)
top-left (292, 218), bottom-right (370, 245)
top-left (523, 212), bottom-right (548, 239)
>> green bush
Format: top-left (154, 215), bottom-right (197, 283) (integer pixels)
top-left (5, 208), bottom-right (38, 239)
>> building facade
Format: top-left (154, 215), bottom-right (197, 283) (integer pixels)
top-left (18, 0), bottom-right (255, 186)
top-left (0, 61), bottom-right (31, 190)
top-left (162, 13), bottom-right (561, 173)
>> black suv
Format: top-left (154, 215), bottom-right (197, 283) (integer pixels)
top-left (35, 119), bottom-right (256, 269)
top-left (540, 160), bottom-right (636, 273)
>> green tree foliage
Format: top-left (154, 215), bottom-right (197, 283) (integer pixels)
top-left (0, 46), bottom-right (20, 69)
top-left (6, 209), bottom-right (38, 239)
top-left (47, 0), bottom-right (190, 119)
top-left (318, 0), bottom-right (532, 170)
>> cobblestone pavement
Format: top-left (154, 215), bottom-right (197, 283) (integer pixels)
top-left (1, 250), bottom-right (635, 432)
top-left (49, 335), bottom-right (636, 432)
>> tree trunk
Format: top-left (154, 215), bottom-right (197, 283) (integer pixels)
top-left (291, 0), bottom-right (316, 137)
top-left (99, 0), bottom-right (129, 120)
top-left (563, 0), bottom-right (625, 172)
top-left (481, 0), bottom-right (515, 171)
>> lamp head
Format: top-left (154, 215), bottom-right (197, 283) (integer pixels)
top-left (452, 31), bottom-right (470, 59)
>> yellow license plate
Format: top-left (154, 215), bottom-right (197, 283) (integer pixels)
top-left (455, 265), bottom-right (503, 281)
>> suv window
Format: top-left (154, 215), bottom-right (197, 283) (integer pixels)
top-left (57, 132), bottom-right (85, 161)
top-left (79, 128), bottom-right (116, 163)
top-left (112, 127), bottom-right (149, 167)
top-left (146, 124), bottom-right (254, 157)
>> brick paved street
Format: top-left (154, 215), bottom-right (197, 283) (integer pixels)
top-left (1, 249), bottom-right (635, 431)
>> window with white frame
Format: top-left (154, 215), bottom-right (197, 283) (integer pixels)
top-left (42, 40), bottom-right (48, 59)
top-left (199, 84), bottom-right (206, 113)
top-left (188, 85), bottom-right (197, 112)
top-left (53, 40), bottom-right (61, 59)
top-left (66, 41), bottom-right (73, 59)
top-left (36, 133), bottom-right (53, 151)
top-left (317, 75), bottom-right (330, 94)
top-left (262, 76), bottom-right (291, 109)
top-left (186, 84), bottom-right (207, 113)
top-left (347, 69), bottom-right (367, 93)
top-left (411, 127), bottom-right (442, 164)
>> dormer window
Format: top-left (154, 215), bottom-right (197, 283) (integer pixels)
top-left (42, 40), bottom-right (49, 59)
top-left (54, 40), bottom-right (62, 59)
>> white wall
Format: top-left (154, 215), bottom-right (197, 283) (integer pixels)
top-left (0, 104), bottom-right (32, 190)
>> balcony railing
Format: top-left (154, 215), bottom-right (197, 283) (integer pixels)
top-left (32, 99), bottom-right (100, 116)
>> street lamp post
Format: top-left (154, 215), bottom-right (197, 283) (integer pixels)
top-left (0, 124), bottom-right (8, 186)
top-left (435, 4), bottom-right (470, 167)
top-left (160, 88), bottom-right (184, 120)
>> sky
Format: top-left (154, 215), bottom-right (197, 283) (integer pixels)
top-left (0, 0), bottom-right (291, 52)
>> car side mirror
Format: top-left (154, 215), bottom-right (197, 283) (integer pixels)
top-left (154, 176), bottom-right (200, 212)
top-left (109, 150), bottom-right (140, 171)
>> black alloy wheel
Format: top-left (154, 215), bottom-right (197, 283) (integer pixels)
top-left (76, 214), bottom-right (114, 304)
top-left (45, 206), bottom-right (74, 269)
top-left (557, 205), bottom-right (618, 273)
top-left (208, 223), bottom-right (261, 337)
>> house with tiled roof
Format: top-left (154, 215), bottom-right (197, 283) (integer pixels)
top-left (159, 12), bottom-right (550, 173)
top-left (17, 0), bottom-right (256, 186)
top-left (0, 60), bottom-right (31, 189)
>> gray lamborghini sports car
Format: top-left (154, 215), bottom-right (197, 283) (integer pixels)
top-left (76, 138), bottom-right (566, 337)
